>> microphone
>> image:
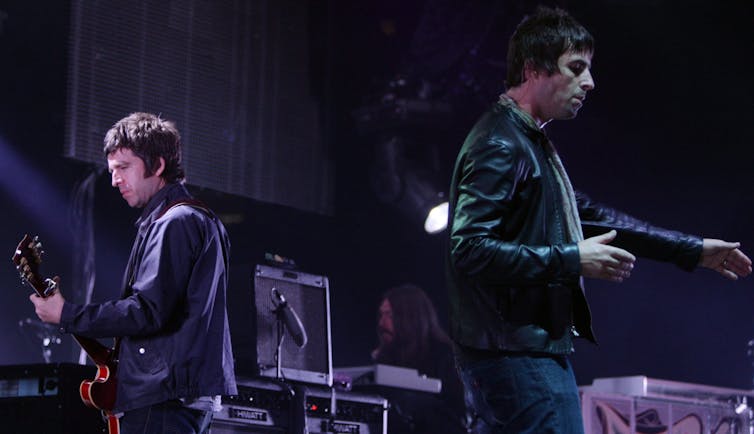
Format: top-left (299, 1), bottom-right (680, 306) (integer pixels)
top-left (271, 288), bottom-right (308, 348)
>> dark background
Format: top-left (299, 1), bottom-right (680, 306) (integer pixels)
top-left (0, 0), bottom-right (752, 392)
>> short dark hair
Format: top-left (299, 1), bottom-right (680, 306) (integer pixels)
top-left (103, 112), bottom-right (185, 183)
top-left (506, 6), bottom-right (594, 88)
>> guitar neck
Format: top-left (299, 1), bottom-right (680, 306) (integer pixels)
top-left (13, 234), bottom-right (116, 367)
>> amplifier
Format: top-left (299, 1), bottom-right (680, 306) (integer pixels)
top-left (212, 377), bottom-right (296, 433)
top-left (253, 264), bottom-right (333, 386)
top-left (300, 385), bottom-right (388, 434)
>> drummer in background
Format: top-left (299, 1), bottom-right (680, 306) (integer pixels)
top-left (372, 284), bottom-right (468, 434)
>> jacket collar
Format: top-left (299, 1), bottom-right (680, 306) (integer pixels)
top-left (497, 94), bottom-right (548, 143)
top-left (134, 182), bottom-right (190, 231)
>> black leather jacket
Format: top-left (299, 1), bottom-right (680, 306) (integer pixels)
top-left (447, 102), bottom-right (702, 354)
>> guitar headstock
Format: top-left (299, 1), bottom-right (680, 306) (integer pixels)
top-left (12, 234), bottom-right (56, 297)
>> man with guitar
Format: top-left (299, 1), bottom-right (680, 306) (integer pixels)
top-left (27, 112), bottom-right (237, 434)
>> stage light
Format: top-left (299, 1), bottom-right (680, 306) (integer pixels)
top-left (0, 135), bottom-right (70, 242)
top-left (424, 201), bottom-right (448, 234)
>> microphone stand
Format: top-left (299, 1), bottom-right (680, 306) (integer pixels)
top-left (275, 308), bottom-right (285, 381)
top-left (271, 286), bottom-right (307, 380)
top-left (269, 286), bottom-right (307, 410)
top-left (272, 305), bottom-right (297, 408)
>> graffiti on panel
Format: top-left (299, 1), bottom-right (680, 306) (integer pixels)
top-left (594, 401), bottom-right (736, 434)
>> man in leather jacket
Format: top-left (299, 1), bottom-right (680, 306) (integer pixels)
top-left (30, 112), bottom-right (237, 433)
top-left (446, 7), bottom-right (752, 434)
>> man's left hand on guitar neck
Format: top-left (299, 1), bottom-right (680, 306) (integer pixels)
top-left (30, 276), bottom-right (65, 324)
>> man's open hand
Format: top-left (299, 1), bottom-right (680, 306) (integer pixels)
top-left (578, 230), bottom-right (636, 282)
top-left (700, 239), bottom-right (752, 280)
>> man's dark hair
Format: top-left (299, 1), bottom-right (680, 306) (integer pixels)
top-left (374, 284), bottom-right (452, 372)
top-left (506, 6), bottom-right (594, 88)
top-left (103, 112), bottom-right (185, 183)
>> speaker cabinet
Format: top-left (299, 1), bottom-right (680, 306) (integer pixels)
top-left (253, 265), bottom-right (332, 386)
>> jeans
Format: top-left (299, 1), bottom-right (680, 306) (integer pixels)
top-left (120, 400), bottom-right (213, 434)
top-left (457, 352), bottom-right (584, 434)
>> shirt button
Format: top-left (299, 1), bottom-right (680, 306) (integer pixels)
top-left (139, 347), bottom-right (146, 354)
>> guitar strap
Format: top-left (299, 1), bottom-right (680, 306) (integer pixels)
top-left (156, 198), bottom-right (211, 220)
top-left (157, 198), bottom-right (230, 272)
top-left (155, 198), bottom-right (229, 283)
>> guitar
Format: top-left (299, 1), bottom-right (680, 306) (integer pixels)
top-left (13, 234), bottom-right (120, 434)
